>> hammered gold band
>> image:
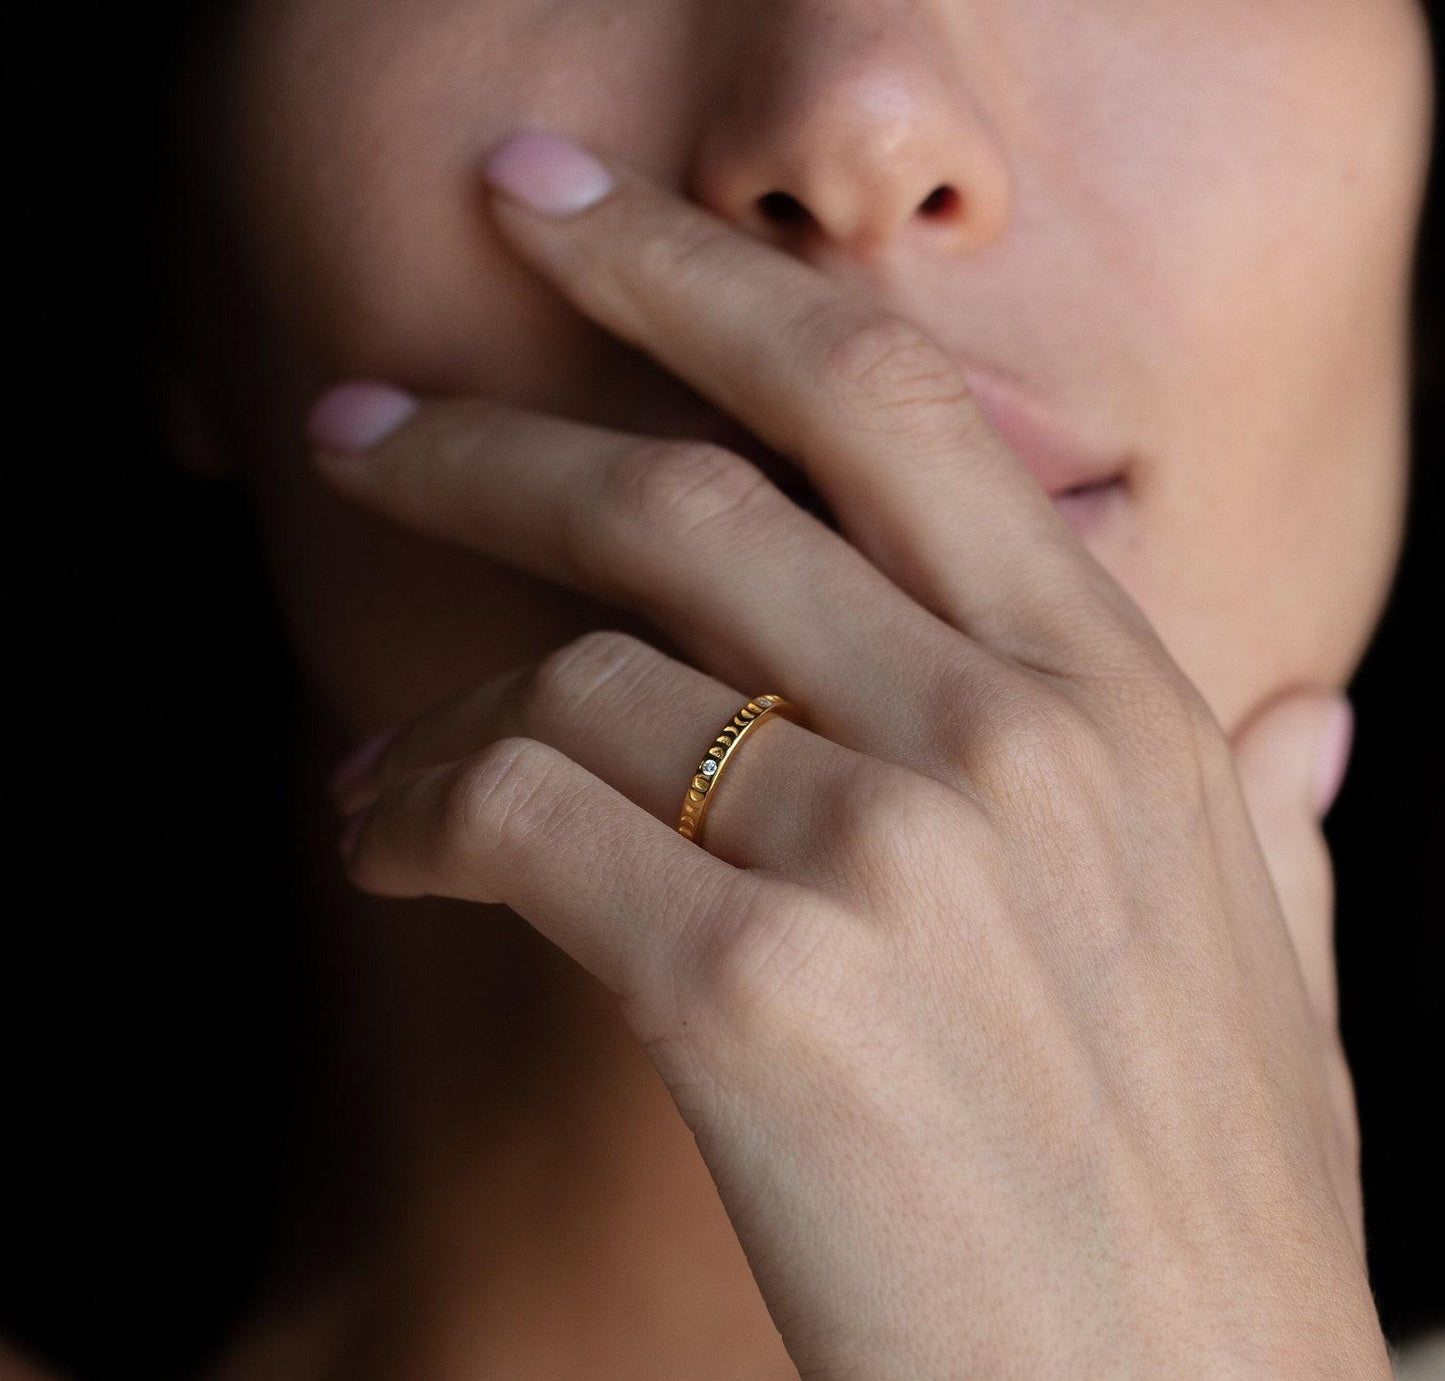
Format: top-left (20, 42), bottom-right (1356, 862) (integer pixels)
top-left (677, 695), bottom-right (802, 845)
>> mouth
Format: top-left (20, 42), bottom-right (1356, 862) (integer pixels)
top-left (953, 361), bottom-right (1130, 523)
top-left (700, 403), bottom-right (1128, 541)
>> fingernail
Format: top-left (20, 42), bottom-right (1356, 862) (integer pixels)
top-left (1313, 696), bottom-right (1355, 816)
top-left (306, 381), bottom-right (418, 453)
top-left (483, 131), bottom-right (614, 215)
top-left (338, 810), bottom-right (366, 864)
top-left (329, 724), bottom-right (401, 799)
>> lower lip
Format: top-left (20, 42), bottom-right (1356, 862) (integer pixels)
top-left (706, 416), bottom-right (1126, 541)
top-left (1052, 477), bottom-right (1127, 539)
top-left (956, 365), bottom-right (1126, 498)
top-left (792, 475), bottom-right (1125, 541)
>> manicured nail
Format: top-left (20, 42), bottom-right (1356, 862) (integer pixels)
top-left (306, 381), bottom-right (418, 453)
top-left (1313, 697), bottom-right (1355, 816)
top-left (329, 724), bottom-right (401, 799)
top-left (483, 131), bottom-right (615, 215)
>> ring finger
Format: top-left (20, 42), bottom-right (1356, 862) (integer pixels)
top-left (335, 626), bottom-right (858, 886)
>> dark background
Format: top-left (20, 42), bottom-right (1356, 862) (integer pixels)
top-left (9, 4), bottom-right (1443, 1376)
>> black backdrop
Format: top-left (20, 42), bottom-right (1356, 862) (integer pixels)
top-left (9, 4), bottom-right (1443, 1376)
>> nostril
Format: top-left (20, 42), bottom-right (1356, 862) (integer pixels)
top-left (756, 185), bottom-right (960, 235)
top-left (758, 190), bottom-right (812, 227)
top-left (918, 185), bottom-right (960, 218)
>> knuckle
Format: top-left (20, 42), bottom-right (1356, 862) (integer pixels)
top-left (1131, 668), bottom-right (1217, 748)
top-left (969, 679), bottom-right (1116, 818)
top-left (438, 736), bottom-right (554, 869)
top-left (818, 759), bottom-right (973, 902)
top-left (679, 879), bottom-right (858, 1042)
top-left (810, 309), bottom-right (969, 421)
top-left (1020, 702), bottom-right (1116, 819)
top-left (965, 665), bottom-right (1225, 833)
top-left (1122, 673), bottom-right (1231, 802)
top-left (600, 438), bottom-right (779, 544)
top-left (921, 654), bottom-right (1024, 779)
top-left (523, 629), bottom-right (652, 736)
top-left (1091, 655), bottom-right (1220, 760)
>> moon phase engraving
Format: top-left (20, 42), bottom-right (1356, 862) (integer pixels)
top-left (676, 695), bottom-right (802, 843)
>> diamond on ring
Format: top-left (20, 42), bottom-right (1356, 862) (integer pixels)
top-left (700, 759), bottom-right (719, 777)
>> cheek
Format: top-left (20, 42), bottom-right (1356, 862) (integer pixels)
top-left (1122, 427), bottom-right (1408, 738)
top-left (217, 0), bottom-right (691, 415)
top-left (1046, 0), bottom-right (1430, 729)
top-left (203, 0), bottom-right (705, 734)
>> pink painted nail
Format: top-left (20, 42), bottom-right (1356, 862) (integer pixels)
top-left (1313, 697), bottom-right (1355, 816)
top-left (328, 724), bottom-right (401, 799)
top-left (305, 381), bottom-right (418, 453)
top-left (483, 131), bottom-right (615, 215)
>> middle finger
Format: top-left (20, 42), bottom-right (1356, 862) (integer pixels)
top-left (311, 387), bottom-right (1010, 773)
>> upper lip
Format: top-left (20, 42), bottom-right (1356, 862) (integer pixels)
top-left (695, 350), bottom-right (1127, 503)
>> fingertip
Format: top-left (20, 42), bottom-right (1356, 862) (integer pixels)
top-left (1313, 697), bottom-right (1355, 818)
top-left (482, 130), bottom-right (616, 216)
top-left (306, 380), bottom-right (419, 454)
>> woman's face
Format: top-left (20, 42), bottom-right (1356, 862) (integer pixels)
top-left (183, 0), bottom-right (1435, 743)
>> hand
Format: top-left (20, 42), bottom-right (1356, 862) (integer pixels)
top-left (307, 131), bottom-right (1383, 1378)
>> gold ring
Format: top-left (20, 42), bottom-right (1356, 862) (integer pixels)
top-left (677, 694), bottom-right (802, 846)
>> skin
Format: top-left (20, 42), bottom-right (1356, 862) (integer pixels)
top-left (152, 0), bottom-right (1434, 1376)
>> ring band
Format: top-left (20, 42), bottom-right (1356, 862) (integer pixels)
top-left (677, 694), bottom-right (802, 845)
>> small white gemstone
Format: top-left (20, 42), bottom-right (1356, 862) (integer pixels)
top-left (700, 759), bottom-right (719, 776)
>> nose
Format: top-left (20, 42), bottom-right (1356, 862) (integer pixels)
top-left (686, 2), bottom-right (1011, 263)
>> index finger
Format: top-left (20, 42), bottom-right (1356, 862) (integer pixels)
top-left (481, 129), bottom-right (1157, 676)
